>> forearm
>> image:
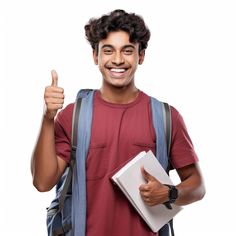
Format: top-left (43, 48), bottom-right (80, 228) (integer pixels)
top-left (31, 116), bottom-right (60, 192)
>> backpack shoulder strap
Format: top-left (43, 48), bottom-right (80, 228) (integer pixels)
top-left (71, 89), bottom-right (94, 159)
top-left (150, 97), bottom-right (172, 172)
top-left (150, 97), bottom-right (174, 236)
top-left (73, 89), bottom-right (95, 235)
top-left (58, 89), bottom-right (94, 211)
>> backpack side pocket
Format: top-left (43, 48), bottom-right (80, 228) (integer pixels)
top-left (46, 194), bottom-right (72, 236)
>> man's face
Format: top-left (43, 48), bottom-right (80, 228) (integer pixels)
top-left (93, 31), bottom-right (145, 89)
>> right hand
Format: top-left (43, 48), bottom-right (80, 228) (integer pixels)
top-left (44, 70), bottom-right (64, 120)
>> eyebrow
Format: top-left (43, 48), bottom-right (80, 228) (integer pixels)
top-left (101, 44), bottom-right (136, 50)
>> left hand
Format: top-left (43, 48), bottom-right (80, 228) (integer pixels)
top-left (139, 166), bottom-right (169, 206)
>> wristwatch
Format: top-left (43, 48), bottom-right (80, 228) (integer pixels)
top-left (163, 184), bottom-right (179, 210)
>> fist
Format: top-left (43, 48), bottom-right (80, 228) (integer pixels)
top-left (44, 70), bottom-right (64, 120)
top-left (139, 166), bottom-right (169, 206)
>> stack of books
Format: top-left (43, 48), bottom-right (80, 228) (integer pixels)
top-left (111, 150), bottom-right (182, 232)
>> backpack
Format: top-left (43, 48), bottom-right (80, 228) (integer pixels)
top-left (46, 89), bottom-right (174, 236)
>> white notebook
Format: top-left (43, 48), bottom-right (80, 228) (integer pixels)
top-left (111, 150), bottom-right (182, 232)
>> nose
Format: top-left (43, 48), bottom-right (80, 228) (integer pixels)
top-left (112, 52), bottom-right (125, 65)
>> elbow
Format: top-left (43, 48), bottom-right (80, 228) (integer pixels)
top-left (33, 179), bottom-right (54, 192)
top-left (193, 181), bottom-right (206, 203)
top-left (198, 183), bottom-right (206, 201)
top-left (194, 168), bottom-right (206, 202)
top-left (32, 169), bottom-right (58, 192)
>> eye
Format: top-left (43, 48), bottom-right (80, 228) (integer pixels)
top-left (123, 48), bottom-right (134, 55)
top-left (103, 48), bottom-right (113, 55)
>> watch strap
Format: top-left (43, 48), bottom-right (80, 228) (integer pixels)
top-left (163, 184), bottom-right (178, 210)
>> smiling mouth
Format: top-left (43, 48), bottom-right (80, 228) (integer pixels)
top-left (110, 68), bottom-right (126, 72)
top-left (108, 67), bottom-right (128, 78)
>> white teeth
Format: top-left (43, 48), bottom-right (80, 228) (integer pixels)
top-left (110, 68), bottom-right (126, 73)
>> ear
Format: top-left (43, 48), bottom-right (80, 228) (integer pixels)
top-left (93, 50), bottom-right (98, 65)
top-left (138, 50), bottom-right (145, 65)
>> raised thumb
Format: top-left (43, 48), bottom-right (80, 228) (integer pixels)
top-left (51, 70), bottom-right (58, 87)
top-left (141, 166), bottom-right (154, 182)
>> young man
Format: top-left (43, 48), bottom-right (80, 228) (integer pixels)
top-left (31, 9), bottom-right (205, 236)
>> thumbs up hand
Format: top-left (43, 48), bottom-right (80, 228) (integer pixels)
top-left (139, 166), bottom-right (169, 206)
top-left (44, 70), bottom-right (64, 120)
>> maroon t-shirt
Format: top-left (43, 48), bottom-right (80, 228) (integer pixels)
top-left (55, 90), bottom-right (198, 236)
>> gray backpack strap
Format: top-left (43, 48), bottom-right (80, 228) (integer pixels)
top-left (163, 102), bottom-right (172, 171)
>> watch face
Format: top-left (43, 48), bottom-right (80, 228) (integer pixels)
top-left (169, 185), bottom-right (178, 203)
top-left (164, 184), bottom-right (178, 204)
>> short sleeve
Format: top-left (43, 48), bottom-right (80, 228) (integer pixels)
top-left (170, 106), bottom-right (199, 169)
top-left (54, 103), bottom-right (74, 163)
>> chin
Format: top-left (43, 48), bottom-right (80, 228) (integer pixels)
top-left (112, 82), bottom-right (133, 90)
top-left (111, 79), bottom-right (130, 86)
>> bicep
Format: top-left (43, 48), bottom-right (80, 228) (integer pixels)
top-left (170, 107), bottom-right (199, 169)
top-left (177, 163), bottom-right (202, 181)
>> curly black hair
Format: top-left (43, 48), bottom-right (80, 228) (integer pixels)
top-left (84, 9), bottom-right (151, 54)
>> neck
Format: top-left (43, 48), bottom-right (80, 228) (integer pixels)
top-left (99, 85), bottom-right (139, 104)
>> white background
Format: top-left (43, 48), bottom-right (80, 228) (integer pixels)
top-left (1, 0), bottom-right (236, 235)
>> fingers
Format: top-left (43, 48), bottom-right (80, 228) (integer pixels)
top-left (139, 190), bottom-right (155, 206)
top-left (51, 70), bottom-right (58, 87)
top-left (44, 96), bottom-right (64, 107)
top-left (141, 196), bottom-right (153, 206)
top-left (44, 90), bottom-right (64, 100)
